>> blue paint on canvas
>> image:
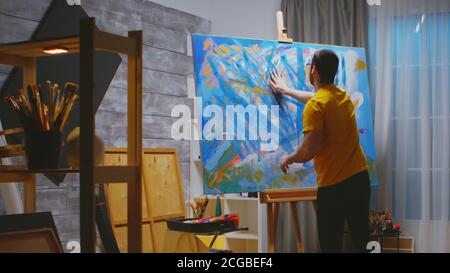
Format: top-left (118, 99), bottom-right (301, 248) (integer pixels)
top-left (192, 34), bottom-right (378, 194)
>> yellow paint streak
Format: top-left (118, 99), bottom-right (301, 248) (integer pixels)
top-left (252, 87), bottom-right (269, 95)
top-left (214, 47), bottom-right (225, 56)
top-left (219, 45), bottom-right (231, 55)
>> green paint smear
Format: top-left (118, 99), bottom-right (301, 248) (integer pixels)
top-left (204, 159), bottom-right (310, 193)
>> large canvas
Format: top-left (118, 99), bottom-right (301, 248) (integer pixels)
top-left (192, 35), bottom-right (378, 194)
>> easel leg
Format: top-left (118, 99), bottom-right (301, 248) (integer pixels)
top-left (267, 203), bottom-right (275, 253)
top-left (24, 174), bottom-right (36, 213)
top-left (273, 203), bottom-right (280, 238)
top-left (312, 200), bottom-right (318, 213)
top-left (290, 202), bottom-right (304, 253)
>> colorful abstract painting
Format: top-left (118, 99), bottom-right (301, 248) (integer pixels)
top-left (192, 34), bottom-right (378, 194)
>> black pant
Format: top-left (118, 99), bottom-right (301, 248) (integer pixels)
top-left (317, 171), bottom-right (371, 253)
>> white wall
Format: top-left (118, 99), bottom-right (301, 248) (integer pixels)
top-left (150, 0), bottom-right (282, 40)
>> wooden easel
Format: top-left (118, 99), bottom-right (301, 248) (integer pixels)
top-left (276, 10), bottom-right (293, 43)
top-left (259, 12), bottom-right (316, 254)
top-left (260, 188), bottom-right (317, 253)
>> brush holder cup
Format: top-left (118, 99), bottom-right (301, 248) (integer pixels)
top-left (24, 130), bottom-right (62, 170)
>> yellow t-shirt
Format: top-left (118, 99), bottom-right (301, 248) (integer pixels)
top-left (302, 84), bottom-right (368, 188)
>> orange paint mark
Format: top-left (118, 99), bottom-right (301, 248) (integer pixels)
top-left (203, 65), bottom-right (212, 77)
top-left (203, 40), bottom-right (213, 50)
top-left (231, 45), bottom-right (242, 52)
top-left (259, 73), bottom-right (266, 85)
top-left (355, 59), bottom-right (367, 71)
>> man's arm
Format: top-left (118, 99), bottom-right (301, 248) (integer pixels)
top-left (280, 130), bottom-right (322, 174)
top-left (283, 88), bottom-right (315, 104)
top-left (269, 70), bottom-right (314, 104)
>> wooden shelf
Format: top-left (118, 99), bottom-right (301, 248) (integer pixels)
top-left (0, 35), bottom-right (79, 59)
top-left (0, 17), bottom-right (144, 253)
top-left (0, 166), bottom-right (79, 173)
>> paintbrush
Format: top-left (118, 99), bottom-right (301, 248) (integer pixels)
top-left (27, 85), bottom-right (42, 129)
top-left (58, 94), bottom-right (78, 132)
top-left (34, 85), bottom-right (45, 130)
top-left (18, 89), bottom-right (31, 113)
top-left (46, 81), bottom-right (54, 130)
top-left (5, 96), bottom-right (19, 111)
top-left (64, 82), bottom-right (78, 105)
top-left (43, 104), bottom-right (50, 131)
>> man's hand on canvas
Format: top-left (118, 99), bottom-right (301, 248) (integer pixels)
top-left (269, 70), bottom-right (290, 95)
top-left (280, 155), bottom-right (292, 174)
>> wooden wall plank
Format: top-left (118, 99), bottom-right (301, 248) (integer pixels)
top-left (99, 87), bottom-right (193, 117)
top-left (110, 63), bottom-right (188, 96)
top-left (0, 0), bottom-right (52, 21)
top-left (142, 1), bottom-right (211, 34)
top-left (142, 21), bottom-right (187, 54)
top-left (143, 46), bottom-right (194, 76)
top-left (0, 14), bottom-right (38, 43)
top-left (83, 0), bottom-right (211, 34)
top-left (95, 111), bottom-right (178, 140)
top-left (83, 5), bottom-right (142, 37)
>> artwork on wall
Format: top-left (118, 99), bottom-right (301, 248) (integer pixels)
top-left (192, 34), bottom-right (378, 194)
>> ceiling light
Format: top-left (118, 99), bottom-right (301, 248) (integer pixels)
top-left (43, 47), bottom-right (69, 55)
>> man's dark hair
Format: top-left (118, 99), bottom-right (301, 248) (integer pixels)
top-left (311, 49), bottom-right (339, 85)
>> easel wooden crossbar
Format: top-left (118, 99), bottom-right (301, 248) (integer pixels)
top-left (260, 188), bottom-right (317, 253)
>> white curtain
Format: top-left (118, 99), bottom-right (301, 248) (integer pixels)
top-left (369, 0), bottom-right (450, 252)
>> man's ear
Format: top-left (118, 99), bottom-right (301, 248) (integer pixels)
top-left (311, 65), bottom-right (319, 79)
top-left (310, 65), bottom-right (316, 75)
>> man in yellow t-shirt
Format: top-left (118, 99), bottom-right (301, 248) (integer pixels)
top-left (269, 49), bottom-right (370, 253)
